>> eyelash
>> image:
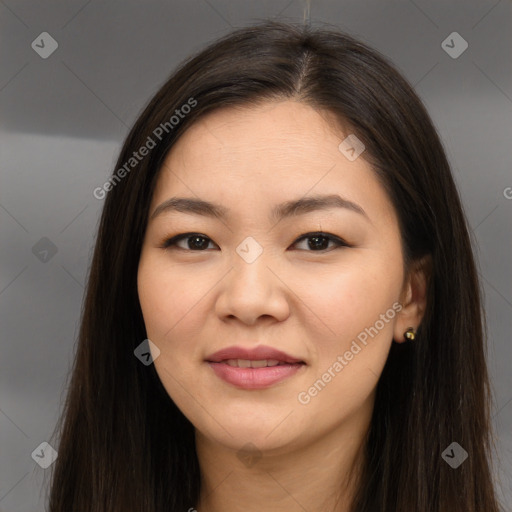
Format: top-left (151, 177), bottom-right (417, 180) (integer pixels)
top-left (159, 231), bottom-right (351, 253)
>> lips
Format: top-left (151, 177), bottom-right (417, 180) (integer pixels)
top-left (206, 345), bottom-right (304, 364)
top-left (206, 345), bottom-right (305, 390)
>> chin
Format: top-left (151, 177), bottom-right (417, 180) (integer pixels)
top-left (196, 418), bottom-right (301, 453)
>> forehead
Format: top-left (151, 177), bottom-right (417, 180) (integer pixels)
top-left (150, 100), bottom-right (396, 227)
top-left (171, 100), bottom-right (346, 164)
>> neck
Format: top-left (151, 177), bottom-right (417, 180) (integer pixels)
top-left (194, 405), bottom-right (371, 512)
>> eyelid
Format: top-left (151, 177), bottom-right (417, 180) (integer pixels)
top-left (159, 231), bottom-right (351, 251)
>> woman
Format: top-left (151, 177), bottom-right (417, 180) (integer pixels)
top-left (47, 20), bottom-right (503, 511)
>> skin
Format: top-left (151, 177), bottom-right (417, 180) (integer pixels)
top-left (137, 100), bottom-right (428, 512)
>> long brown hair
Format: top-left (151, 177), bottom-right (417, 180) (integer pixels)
top-left (47, 20), bottom-right (503, 511)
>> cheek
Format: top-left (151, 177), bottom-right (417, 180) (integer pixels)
top-left (297, 257), bottom-right (402, 409)
top-left (137, 259), bottom-right (209, 409)
top-left (291, 257), bottom-right (401, 346)
top-left (137, 257), bottom-right (209, 344)
top-left (291, 263), bottom-right (402, 411)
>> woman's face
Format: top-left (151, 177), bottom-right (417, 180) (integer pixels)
top-left (137, 100), bottom-right (411, 454)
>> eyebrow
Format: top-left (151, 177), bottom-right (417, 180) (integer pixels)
top-left (150, 194), bottom-right (371, 224)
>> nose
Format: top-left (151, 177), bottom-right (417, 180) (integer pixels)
top-left (214, 252), bottom-right (290, 326)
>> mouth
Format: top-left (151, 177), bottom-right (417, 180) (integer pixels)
top-left (205, 345), bottom-right (306, 389)
top-left (217, 358), bottom-right (299, 368)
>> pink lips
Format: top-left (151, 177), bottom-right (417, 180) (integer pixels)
top-left (206, 345), bottom-right (305, 390)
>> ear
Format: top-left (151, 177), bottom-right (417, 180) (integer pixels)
top-left (393, 254), bottom-right (432, 343)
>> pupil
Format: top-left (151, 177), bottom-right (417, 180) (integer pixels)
top-left (309, 236), bottom-right (328, 250)
top-left (189, 236), bottom-right (208, 250)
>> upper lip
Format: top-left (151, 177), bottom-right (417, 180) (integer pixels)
top-left (206, 345), bottom-right (304, 364)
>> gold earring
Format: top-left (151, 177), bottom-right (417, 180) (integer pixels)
top-left (404, 327), bottom-right (416, 341)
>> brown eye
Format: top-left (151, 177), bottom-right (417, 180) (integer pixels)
top-left (292, 232), bottom-right (349, 252)
top-left (160, 231), bottom-right (350, 252)
top-left (161, 233), bottom-right (218, 251)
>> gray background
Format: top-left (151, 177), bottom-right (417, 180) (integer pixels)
top-left (1, 1), bottom-right (511, 510)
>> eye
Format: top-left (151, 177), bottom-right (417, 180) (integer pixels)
top-left (159, 231), bottom-right (349, 252)
top-left (291, 232), bottom-right (350, 252)
top-left (160, 233), bottom-right (217, 251)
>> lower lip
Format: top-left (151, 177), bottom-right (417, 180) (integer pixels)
top-left (207, 362), bottom-right (304, 389)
